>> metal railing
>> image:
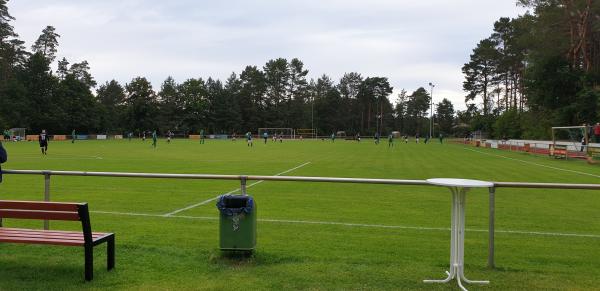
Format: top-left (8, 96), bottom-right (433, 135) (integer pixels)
top-left (3, 168), bottom-right (600, 269)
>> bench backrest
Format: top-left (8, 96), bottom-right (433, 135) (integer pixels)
top-left (0, 200), bottom-right (93, 244)
top-left (0, 200), bottom-right (84, 221)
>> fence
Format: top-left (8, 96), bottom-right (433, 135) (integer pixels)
top-left (2, 169), bottom-right (600, 269)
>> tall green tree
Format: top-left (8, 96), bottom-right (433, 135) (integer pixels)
top-left (31, 26), bottom-right (60, 63)
top-left (124, 77), bottom-right (158, 132)
top-left (436, 98), bottom-right (455, 135)
top-left (96, 80), bottom-right (126, 133)
top-left (462, 38), bottom-right (501, 116)
top-left (405, 87), bottom-right (431, 136)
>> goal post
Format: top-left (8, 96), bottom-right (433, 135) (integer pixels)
top-left (551, 126), bottom-right (589, 159)
top-left (258, 128), bottom-right (295, 139)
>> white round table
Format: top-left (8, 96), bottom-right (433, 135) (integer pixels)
top-left (423, 178), bottom-right (493, 291)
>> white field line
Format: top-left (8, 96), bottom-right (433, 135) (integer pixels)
top-left (465, 147), bottom-right (600, 179)
top-left (91, 210), bottom-right (600, 239)
top-left (15, 154), bottom-right (103, 160)
top-left (162, 162), bottom-right (311, 216)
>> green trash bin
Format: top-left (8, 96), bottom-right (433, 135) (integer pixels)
top-left (216, 194), bottom-right (256, 252)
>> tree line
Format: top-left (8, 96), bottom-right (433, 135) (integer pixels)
top-left (462, 0), bottom-right (599, 139)
top-left (0, 0), bottom-right (461, 137)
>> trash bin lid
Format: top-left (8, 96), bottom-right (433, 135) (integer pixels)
top-left (216, 195), bottom-right (254, 216)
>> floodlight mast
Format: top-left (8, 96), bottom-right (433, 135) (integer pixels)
top-left (428, 82), bottom-right (435, 139)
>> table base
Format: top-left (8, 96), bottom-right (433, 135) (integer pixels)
top-left (423, 186), bottom-right (489, 291)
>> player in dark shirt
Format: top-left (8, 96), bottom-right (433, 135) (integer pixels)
top-left (39, 130), bottom-right (49, 155)
top-left (0, 141), bottom-right (7, 183)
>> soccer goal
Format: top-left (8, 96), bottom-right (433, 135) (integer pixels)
top-left (9, 128), bottom-right (26, 141)
top-left (551, 126), bottom-right (588, 159)
top-left (258, 128), bottom-right (295, 139)
top-left (296, 128), bottom-right (316, 139)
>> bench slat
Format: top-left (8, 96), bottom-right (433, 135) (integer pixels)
top-left (0, 228), bottom-right (107, 238)
top-left (0, 236), bottom-right (84, 246)
top-left (0, 200), bottom-right (82, 212)
top-left (0, 233), bottom-right (84, 243)
top-left (0, 230), bottom-right (106, 240)
top-left (0, 209), bottom-right (80, 221)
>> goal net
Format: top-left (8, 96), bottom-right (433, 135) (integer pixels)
top-left (9, 128), bottom-right (26, 141)
top-left (258, 128), bottom-right (295, 139)
top-left (551, 126), bottom-right (588, 158)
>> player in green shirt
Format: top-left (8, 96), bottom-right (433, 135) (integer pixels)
top-left (71, 129), bottom-right (76, 143)
top-left (331, 133), bottom-right (335, 142)
top-left (200, 129), bottom-right (205, 144)
top-left (388, 133), bottom-right (394, 147)
top-left (439, 133), bottom-right (444, 144)
top-left (152, 130), bottom-right (157, 148)
top-left (246, 132), bottom-right (253, 147)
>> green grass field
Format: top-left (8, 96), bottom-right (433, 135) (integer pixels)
top-left (0, 138), bottom-right (599, 290)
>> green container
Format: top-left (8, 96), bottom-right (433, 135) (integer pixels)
top-left (217, 195), bottom-right (256, 251)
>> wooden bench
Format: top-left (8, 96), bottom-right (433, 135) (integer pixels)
top-left (550, 144), bottom-right (568, 159)
top-left (588, 146), bottom-right (600, 160)
top-left (0, 200), bottom-right (115, 281)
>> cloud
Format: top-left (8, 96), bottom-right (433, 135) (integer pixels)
top-left (8, 0), bottom-right (526, 110)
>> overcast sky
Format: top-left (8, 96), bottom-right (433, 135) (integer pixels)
top-left (9, 0), bottom-right (526, 110)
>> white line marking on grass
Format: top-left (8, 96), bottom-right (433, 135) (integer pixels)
top-left (465, 148), bottom-right (600, 179)
top-left (15, 154), bottom-right (103, 160)
top-left (91, 210), bottom-right (600, 239)
top-left (162, 162), bottom-right (311, 217)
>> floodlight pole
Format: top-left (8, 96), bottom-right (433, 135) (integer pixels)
top-left (428, 83), bottom-right (435, 139)
top-left (311, 95), bottom-right (315, 139)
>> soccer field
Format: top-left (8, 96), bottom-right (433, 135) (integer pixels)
top-left (0, 139), bottom-right (599, 290)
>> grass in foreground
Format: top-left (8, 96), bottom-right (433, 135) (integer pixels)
top-left (0, 139), bottom-right (599, 290)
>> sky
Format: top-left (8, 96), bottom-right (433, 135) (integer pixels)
top-left (8, 0), bottom-right (527, 110)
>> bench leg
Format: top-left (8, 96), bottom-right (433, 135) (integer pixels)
top-left (107, 235), bottom-right (115, 270)
top-left (85, 245), bottom-right (93, 281)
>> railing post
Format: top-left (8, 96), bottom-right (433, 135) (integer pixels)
top-left (488, 186), bottom-right (495, 269)
top-left (44, 172), bottom-right (51, 230)
top-left (240, 176), bottom-right (247, 196)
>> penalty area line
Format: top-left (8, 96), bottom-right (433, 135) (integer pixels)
top-left (162, 161), bottom-right (311, 217)
top-left (91, 210), bottom-right (600, 239)
top-left (464, 147), bottom-right (600, 179)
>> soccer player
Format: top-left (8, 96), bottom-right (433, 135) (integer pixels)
top-left (404, 135), bottom-right (409, 143)
top-left (128, 132), bottom-right (133, 141)
top-left (246, 131), bottom-right (253, 147)
top-left (374, 132), bottom-right (380, 145)
top-left (232, 132), bottom-right (237, 142)
top-left (356, 133), bottom-right (361, 142)
top-left (142, 132), bottom-right (146, 141)
top-left (415, 133), bottom-right (420, 143)
top-left (331, 132), bottom-right (335, 142)
top-left (263, 131), bottom-right (268, 144)
top-left (167, 130), bottom-right (172, 143)
top-left (388, 133), bottom-right (394, 147)
top-left (152, 130), bottom-right (157, 148)
top-left (278, 133), bottom-right (283, 143)
top-left (272, 133), bottom-right (276, 142)
top-left (439, 133), bottom-right (444, 144)
top-left (200, 129), bottom-right (205, 144)
top-left (0, 140), bottom-right (7, 183)
top-left (39, 130), bottom-right (49, 155)
top-left (71, 129), bottom-right (76, 144)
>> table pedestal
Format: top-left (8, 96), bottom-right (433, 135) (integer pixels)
top-left (423, 186), bottom-right (489, 291)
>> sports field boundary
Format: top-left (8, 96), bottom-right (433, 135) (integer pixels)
top-left (464, 147), bottom-right (600, 179)
top-left (163, 161), bottom-right (312, 216)
top-left (91, 210), bottom-right (600, 239)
